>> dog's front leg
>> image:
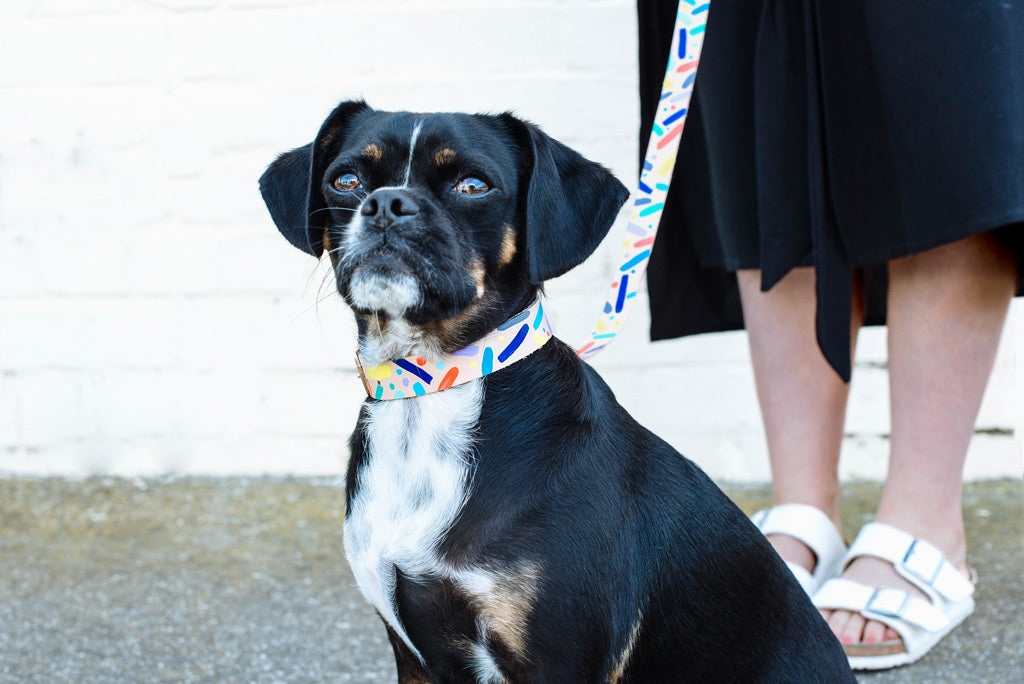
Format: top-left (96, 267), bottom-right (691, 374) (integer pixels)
top-left (386, 626), bottom-right (435, 684)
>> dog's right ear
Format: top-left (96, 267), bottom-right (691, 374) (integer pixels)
top-left (259, 100), bottom-right (371, 257)
top-left (259, 143), bottom-right (316, 255)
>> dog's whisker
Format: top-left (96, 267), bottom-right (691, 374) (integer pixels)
top-left (372, 312), bottom-right (384, 344)
top-left (294, 260), bottom-right (342, 321)
top-left (310, 206), bottom-right (357, 217)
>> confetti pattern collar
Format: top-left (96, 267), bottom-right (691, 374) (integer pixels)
top-left (577, 1), bottom-right (708, 359)
top-left (356, 299), bottom-right (553, 401)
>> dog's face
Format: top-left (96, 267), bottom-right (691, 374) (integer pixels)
top-left (260, 100), bottom-right (628, 362)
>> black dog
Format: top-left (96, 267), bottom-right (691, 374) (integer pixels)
top-left (260, 100), bottom-right (854, 683)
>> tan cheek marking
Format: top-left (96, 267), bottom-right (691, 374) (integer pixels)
top-left (435, 147), bottom-right (457, 166)
top-left (469, 257), bottom-right (486, 298)
top-left (498, 227), bottom-right (518, 267)
top-left (427, 297), bottom-right (490, 354)
top-left (323, 231), bottom-right (341, 267)
top-left (362, 143), bottom-right (383, 162)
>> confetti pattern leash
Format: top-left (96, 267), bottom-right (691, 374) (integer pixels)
top-left (577, 1), bottom-right (708, 360)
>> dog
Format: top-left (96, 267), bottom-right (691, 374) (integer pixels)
top-left (260, 100), bottom-right (855, 683)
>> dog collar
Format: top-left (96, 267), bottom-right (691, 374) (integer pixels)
top-left (356, 298), bottom-right (553, 400)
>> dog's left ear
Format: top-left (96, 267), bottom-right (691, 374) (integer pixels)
top-left (259, 100), bottom-right (371, 257)
top-left (502, 115), bottom-right (630, 283)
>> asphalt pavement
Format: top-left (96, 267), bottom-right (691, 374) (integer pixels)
top-left (1, 477), bottom-right (1021, 683)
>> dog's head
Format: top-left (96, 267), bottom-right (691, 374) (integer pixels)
top-left (260, 100), bottom-right (628, 362)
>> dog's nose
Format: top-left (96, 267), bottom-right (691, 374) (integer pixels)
top-left (361, 189), bottom-right (419, 225)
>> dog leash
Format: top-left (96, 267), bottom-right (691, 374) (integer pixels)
top-left (576, 0), bottom-right (708, 360)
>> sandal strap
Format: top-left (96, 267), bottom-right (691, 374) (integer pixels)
top-left (813, 578), bottom-right (950, 633)
top-left (842, 523), bottom-right (974, 603)
top-left (751, 504), bottom-right (846, 571)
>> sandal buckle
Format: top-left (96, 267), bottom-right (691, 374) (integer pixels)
top-left (902, 539), bottom-right (944, 589)
top-left (865, 587), bottom-right (910, 620)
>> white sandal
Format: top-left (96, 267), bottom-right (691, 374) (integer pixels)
top-left (812, 522), bottom-right (976, 670)
top-left (750, 503), bottom-right (847, 596)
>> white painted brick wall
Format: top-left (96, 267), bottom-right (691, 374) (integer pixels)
top-left (1, 0), bottom-right (1021, 480)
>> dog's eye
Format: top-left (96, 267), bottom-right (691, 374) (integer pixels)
top-left (333, 173), bottom-right (362, 192)
top-left (455, 177), bottom-right (490, 196)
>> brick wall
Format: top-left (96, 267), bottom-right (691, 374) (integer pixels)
top-left (1, 0), bottom-right (1020, 479)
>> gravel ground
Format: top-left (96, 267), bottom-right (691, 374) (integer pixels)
top-left (1, 477), bottom-right (1020, 683)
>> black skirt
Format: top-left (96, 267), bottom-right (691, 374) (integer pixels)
top-left (639, 0), bottom-right (1024, 380)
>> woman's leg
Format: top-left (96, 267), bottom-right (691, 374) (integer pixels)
top-left (823, 233), bottom-right (1018, 645)
top-left (736, 267), bottom-right (863, 570)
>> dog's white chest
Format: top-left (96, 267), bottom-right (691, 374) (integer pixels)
top-left (343, 381), bottom-right (482, 655)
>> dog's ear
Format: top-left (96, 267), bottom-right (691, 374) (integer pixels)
top-left (259, 143), bottom-right (316, 255)
top-left (259, 100), bottom-right (371, 257)
top-left (502, 115), bottom-right (630, 283)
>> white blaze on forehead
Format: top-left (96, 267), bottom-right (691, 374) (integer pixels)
top-left (403, 120), bottom-right (424, 187)
top-left (341, 118), bottom-right (426, 318)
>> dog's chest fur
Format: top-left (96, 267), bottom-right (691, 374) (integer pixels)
top-left (343, 381), bottom-right (484, 659)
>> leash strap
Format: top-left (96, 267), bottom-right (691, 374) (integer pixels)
top-left (577, 1), bottom-right (708, 359)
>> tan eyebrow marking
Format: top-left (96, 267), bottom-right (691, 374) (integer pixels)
top-left (434, 148), bottom-right (457, 166)
top-left (361, 143), bottom-right (383, 162)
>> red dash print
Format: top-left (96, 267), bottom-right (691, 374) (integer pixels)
top-left (633, 236), bottom-right (656, 248)
top-left (438, 367), bottom-right (459, 391)
top-left (676, 61), bottom-right (697, 73)
top-left (577, 342), bottom-right (595, 356)
top-left (415, 357), bottom-right (427, 366)
top-left (657, 124), bottom-right (684, 149)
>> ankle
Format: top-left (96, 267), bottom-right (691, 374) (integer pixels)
top-left (871, 507), bottom-right (968, 572)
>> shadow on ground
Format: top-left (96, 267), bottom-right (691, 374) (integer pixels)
top-left (1, 477), bottom-right (1020, 683)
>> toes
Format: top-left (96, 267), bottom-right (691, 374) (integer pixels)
top-left (839, 612), bottom-right (867, 646)
top-left (824, 613), bottom-right (901, 647)
top-left (862, 619), bottom-right (889, 645)
top-left (826, 609), bottom-right (853, 643)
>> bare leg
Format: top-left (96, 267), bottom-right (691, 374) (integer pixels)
top-left (823, 233), bottom-right (1017, 645)
top-left (737, 267), bottom-right (863, 570)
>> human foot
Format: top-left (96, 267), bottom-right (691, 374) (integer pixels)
top-left (812, 523), bottom-right (975, 670)
top-left (751, 504), bottom-right (846, 595)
